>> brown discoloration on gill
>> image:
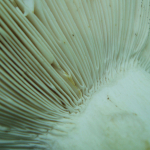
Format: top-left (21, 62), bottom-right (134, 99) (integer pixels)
top-left (52, 65), bottom-right (82, 99)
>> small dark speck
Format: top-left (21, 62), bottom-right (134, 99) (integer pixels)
top-left (72, 34), bottom-right (74, 36)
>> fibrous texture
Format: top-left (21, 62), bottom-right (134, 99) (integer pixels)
top-left (0, 0), bottom-right (150, 149)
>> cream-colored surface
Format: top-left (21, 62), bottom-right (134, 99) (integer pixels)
top-left (1, 0), bottom-right (150, 149)
top-left (48, 69), bottom-right (150, 150)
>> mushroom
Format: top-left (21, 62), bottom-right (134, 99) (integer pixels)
top-left (1, 0), bottom-right (150, 150)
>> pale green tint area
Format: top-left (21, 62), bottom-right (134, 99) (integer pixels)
top-left (0, 0), bottom-right (150, 149)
